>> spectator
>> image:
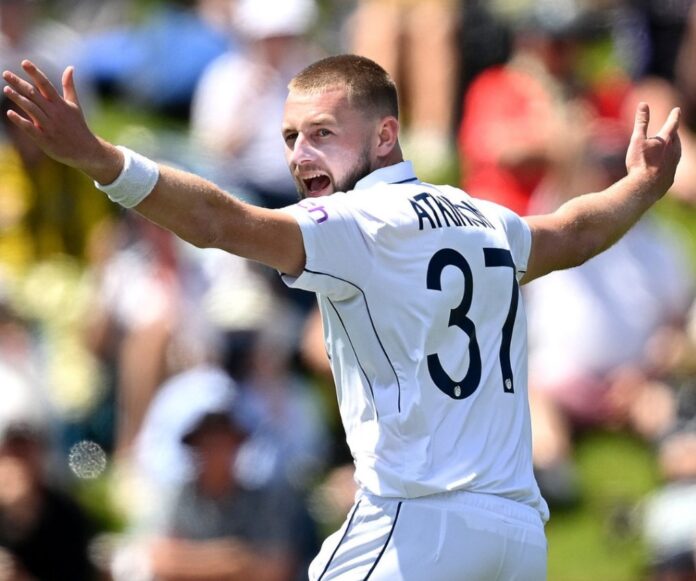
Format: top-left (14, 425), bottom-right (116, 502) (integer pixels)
top-left (76, 0), bottom-right (233, 119)
top-left (85, 213), bottom-right (181, 458)
top-left (347, 0), bottom-right (459, 177)
top-left (0, 0), bottom-right (78, 74)
top-left (191, 0), bottom-right (320, 208)
top-left (132, 365), bottom-right (243, 504)
top-left (0, 286), bottom-right (37, 384)
top-left (458, 4), bottom-right (604, 215)
top-left (114, 365), bottom-right (313, 581)
top-left (641, 373), bottom-right (696, 581)
top-left (676, 1), bottom-right (696, 129)
top-left (0, 93), bottom-right (113, 273)
top-left (0, 364), bottom-right (95, 581)
top-left (231, 316), bottom-right (330, 492)
top-left (612, 0), bottom-right (694, 84)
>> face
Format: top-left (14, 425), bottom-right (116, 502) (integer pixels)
top-left (282, 86), bottom-right (377, 199)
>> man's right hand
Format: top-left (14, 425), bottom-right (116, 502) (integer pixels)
top-left (2, 60), bottom-right (124, 185)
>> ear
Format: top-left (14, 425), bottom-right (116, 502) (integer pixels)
top-left (375, 116), bottom-right (400, 157)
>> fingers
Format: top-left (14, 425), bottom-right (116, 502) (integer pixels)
top-left (1, 65), bottom-right (55, 126)
top-left (2, 60), bottom-right (81, 133)
top-left (2, 69), bottom-right (49, 118)
top-left (20, 60), bottom-right (60, 102)
top-left (632, 102), bottom-right (650, 140)
top-left (656, 107), bottom-right (681, 142)
top-left (61, 66), bottom-right (80, 107)
top-left (2, 84), bottom-right (48, 127)
top-left (4, 108), bottom-right (41, 139)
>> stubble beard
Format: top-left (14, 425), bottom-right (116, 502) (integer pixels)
top-left (294, 146), bottom-right (374, 201)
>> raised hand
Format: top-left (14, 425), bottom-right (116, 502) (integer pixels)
top-left (625, 102), bottom-right (682, 198)
top-left (2, 60), bottom-right (123, 184)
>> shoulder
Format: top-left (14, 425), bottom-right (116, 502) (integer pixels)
top-left (471, 195), bottom-right (526, 225)
top-left (434, 186), bottom-right (523, 226)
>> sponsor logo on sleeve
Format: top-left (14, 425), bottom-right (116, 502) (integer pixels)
top-left (299, 200), bottom-right (329, 224)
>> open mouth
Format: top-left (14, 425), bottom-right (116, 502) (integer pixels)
top-left (302, 173), bottom-right (332, 197)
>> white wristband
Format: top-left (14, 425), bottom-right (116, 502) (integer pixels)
top-left (94, 146), bottom-right (160, 208)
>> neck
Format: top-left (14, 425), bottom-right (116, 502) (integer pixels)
top-left (376, 142), bottom-right (404, 170)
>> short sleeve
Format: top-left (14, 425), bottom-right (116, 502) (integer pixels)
top-left (476, 199), bottom-right (532, 281)
top-left (279, 196), bottom-right (374, 300)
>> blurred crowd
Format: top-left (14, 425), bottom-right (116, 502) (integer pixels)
top-left (1, 0), bottom-right (696, 579)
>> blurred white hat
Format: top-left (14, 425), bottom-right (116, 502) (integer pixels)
top-left (142, 365), bottom-right (244, 446)
top-left (177, 369), bottom-right (246, 444)
top-left (233, 0), bottom-right (318, 39)
top-left (134, 365), bottom-right (247, 485)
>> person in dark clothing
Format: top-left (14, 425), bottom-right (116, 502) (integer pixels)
top-left (0, 368), bottom-right (95, 581)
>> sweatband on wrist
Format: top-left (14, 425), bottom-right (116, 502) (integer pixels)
top-left (94, 146), bottom-right (160, 208)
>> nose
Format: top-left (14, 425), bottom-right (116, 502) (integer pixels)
top-left (289, 133), bottom-right (316, 166)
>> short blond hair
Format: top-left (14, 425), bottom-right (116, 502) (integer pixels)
top-left (289, 54), bottom-right (399, 119)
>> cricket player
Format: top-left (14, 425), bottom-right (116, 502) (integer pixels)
top-left (2, 55), bottom-right (681, 580)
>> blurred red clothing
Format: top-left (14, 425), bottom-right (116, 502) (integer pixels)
top-left (458, 65), bottom-right (556, 216)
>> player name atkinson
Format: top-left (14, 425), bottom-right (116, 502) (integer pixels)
top-left (409, 192), bottom-right (495, 231)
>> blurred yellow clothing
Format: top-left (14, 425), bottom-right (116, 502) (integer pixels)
top-left (0, 145), bottom-right (32, 274)
top-left (0, 144), bottom-right (113, 276)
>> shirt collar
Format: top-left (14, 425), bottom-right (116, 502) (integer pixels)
top-left (354, 161), bottom-right (418, 190)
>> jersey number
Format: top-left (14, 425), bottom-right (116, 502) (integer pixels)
top-left (426, 248), bottom-right (519, 400)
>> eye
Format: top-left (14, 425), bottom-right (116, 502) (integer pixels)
top-left (317, 128), bottom-right (332, 138)
top-left (283, 132), bottom-right (298, 147)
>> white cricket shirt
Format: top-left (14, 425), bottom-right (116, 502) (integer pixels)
top-left (282, 161), bottom-right (549, 522)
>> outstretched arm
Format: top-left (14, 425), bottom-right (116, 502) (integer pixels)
top-left (2, 60), bottom-right (306, 276)
top-left (521, 103), bottom-right (681, 284)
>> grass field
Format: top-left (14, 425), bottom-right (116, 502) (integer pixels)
top-left (546, 430), bottom-right (660, 581)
